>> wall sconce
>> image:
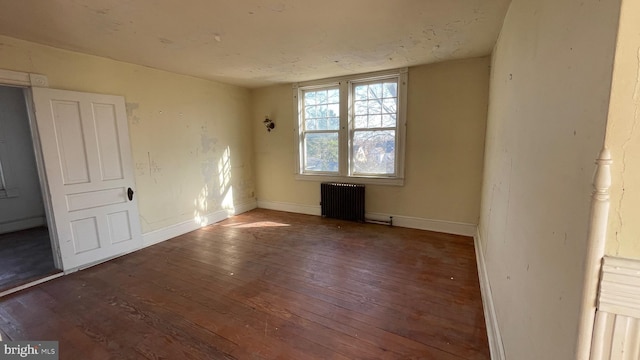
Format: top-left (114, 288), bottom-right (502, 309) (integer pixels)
top-left (263, 116), bottom-right (275, 132)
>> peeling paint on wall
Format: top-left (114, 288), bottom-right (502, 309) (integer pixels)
top-left (125, 102), bottom-right (140, 125)
top-left (135, 162), bottom-right (146, 176)
top-left (200, 132), bottom-right (217, 154)
top-left (133, 152), bottom-right (163, 184)
top-left (201, 157), bottom-right (216, 184)
top-left (147, 152), bottom-right (161, 175)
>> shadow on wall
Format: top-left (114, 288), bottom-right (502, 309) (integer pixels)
top-left (194, 146), bottom-right (235, 226)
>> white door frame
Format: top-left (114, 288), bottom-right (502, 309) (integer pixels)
top-left (0, 68), bottom-right (63, 269)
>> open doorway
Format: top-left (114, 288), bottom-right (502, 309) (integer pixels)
top-left (0, 85), bottom-right (60, 293)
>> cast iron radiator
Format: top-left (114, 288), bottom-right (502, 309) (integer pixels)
top-left (320, 182), bottom-right (365, 222)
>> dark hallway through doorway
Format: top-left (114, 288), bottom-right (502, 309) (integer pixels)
top-left (0, 227), bottom-right (59, 293)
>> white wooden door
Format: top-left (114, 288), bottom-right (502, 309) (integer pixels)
top-left (32, 88), bottom-right (142, 271)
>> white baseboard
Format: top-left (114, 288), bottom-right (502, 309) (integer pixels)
top-left (256, 200), bottom-right (476, 237)
top-left (142, 200), bottom-right (257, 248)
top-left (367, 211), bottom-right (476, 236)
top-left (474, 230), bottom-right (505, 360)
top-left (0, 216), bottom-right (46, 234)
top-left (257, 200), bottom-right (322, 216)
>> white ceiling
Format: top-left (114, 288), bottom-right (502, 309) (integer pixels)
top-left (0, 0), bottom-right (511, 88)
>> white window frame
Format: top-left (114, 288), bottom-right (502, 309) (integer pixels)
top-left (293, 68), bottom-right (407, 186)
top-left (298, 83), bottom-right (342, 176)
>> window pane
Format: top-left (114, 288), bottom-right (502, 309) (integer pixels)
top-left (304, 91), bottom-right (316, 106)
top-left (355, 85), bottom-right (368, 101)
top-left (367, 99), bottom-right (382, 114)
top-left (354, 100), bottom-right (367, 116)
top-left (317, 119), bottom-right (329, 130)
top-left (316, 90), bottom-right (328, 103)
top-left (368, 83), bottom-right (383, 99)
top-left (328, 89), bottom-right (339, 103)
top-left (317, 104), bottom-right (328, 118)
top-left (382, 98), bottom-right (397, 114)
top-left (304, 133), bottom-right (339, 172)
top-left (383, 82), bottom-right (397, 98)
top-left (305, 119), bottom-right (317, 130)
top-left (303, 88), bottom-right (339, 129)
top-left (367, 115), bottom-right (382, 128)
top-left (382, 114), bottom-right (396, 127)
top-left (328, 103), bottom-right (340, 118)
top-left (305, 105), bottom-right (315, 119)
top-left (354, 115), bottom-right (367, 128)
top-left (353, 130), bottom-right (395, 175)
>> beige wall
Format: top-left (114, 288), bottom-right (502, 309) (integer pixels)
top-left (478, 0), bottom-right (620, 358)
top-left (252, 57), bottom-right (489, 224)
top-left (604, 0), bottom-right (640, 259)
top-left (0, 35), bottom-right (256, 233)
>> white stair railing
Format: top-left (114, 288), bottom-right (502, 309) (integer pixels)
top-left (575, 147), bottom-right (612, 360)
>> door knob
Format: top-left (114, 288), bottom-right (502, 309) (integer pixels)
top-left (127, 187), bottom-right (134, 201)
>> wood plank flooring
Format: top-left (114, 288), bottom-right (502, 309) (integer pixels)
top-left (0, 226), bottom-right (60, 292)
top-left (0, 209), bottom-right (489, 359)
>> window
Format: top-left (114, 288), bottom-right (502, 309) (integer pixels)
top-left (300, 87), bottom-right (340, 173)
top-left (294, 68), bottom-right (407, 185)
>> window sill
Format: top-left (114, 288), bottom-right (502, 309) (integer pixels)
top-left (295, 174), bottom-right (404, 186)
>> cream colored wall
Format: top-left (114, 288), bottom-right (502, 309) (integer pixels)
top-left (478, 0), bottom-right (620, 358)
top-left (251, 57), bottom-right (489, 224)
top-left (604, 0), bottom-right (640, 259)
top-left (0, 35), bottom-right (255, 233)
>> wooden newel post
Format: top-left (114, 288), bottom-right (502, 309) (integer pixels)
top-left (575, 148), bottom-right (612, 360)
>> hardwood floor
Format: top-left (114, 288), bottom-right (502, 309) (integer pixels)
top-left (0, 209), bottom-right (489, 359)
top-left (0, 226), bottom-right (60, 293)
